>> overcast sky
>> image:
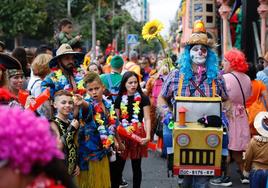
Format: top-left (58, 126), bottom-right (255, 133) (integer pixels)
top-left (148, 0), bottom-right (180, 36)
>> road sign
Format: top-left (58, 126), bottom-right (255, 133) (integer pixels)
top-left (127, 34), bottom-right (139, 44)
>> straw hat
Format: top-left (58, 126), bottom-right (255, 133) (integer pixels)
top-left (187, 20), bottom-right (214, 47)
top-left (49, 43), bottom-right (84, 68)
top-left (254, 112), bottom-right (268, 137)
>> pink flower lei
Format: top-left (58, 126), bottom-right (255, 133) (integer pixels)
top-left (120, 92), bottom-right (141, 132)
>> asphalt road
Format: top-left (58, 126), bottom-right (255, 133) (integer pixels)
top-left (123, 151), bottom-right (250, 188)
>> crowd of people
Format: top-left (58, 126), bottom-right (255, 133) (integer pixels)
top-left (0, 18), bottom-right (268, 188)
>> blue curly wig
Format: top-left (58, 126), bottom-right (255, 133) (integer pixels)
top-left (178, 45), bottom-right (219, 84)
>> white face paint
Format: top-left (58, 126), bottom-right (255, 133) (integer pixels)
top-left (190, 45), bottom-right (208, 65)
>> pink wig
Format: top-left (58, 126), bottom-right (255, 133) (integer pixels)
top-left (0, 106), bottom-right (63, 174)
top-left (224, 48), bottom-right (248, 73)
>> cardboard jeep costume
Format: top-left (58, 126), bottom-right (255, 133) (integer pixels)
top-left (173, 95), bottom-right (223, 176)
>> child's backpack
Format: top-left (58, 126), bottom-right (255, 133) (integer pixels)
top-left (152, 77), bottom-right (163, 106)
top-left (106, 74), bottom-right (120, 102)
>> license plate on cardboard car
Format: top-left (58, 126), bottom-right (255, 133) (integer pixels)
top-left (179, 169), bottom-right (215, 176)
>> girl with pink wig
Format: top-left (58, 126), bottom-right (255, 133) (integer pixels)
top-left (0, 106), bottom-right (77, 188)
top-left (222, 48), bottom-right (251, 184)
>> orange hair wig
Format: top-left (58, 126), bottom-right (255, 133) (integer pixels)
top-left (224, 48), bottom-right (248, 73)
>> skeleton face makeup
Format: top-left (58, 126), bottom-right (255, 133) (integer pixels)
top-left (190, 45), bottom-right (208, 65)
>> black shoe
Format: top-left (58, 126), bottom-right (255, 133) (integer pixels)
top-left (119, 179), bottom-right (128, 188)
top-left (210, 176), bottom-right (232, 187)
top-left (240, 175), bottom-right (250, 184)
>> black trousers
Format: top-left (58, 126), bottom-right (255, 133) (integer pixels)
top-left (110, 153), bottom-right (142, 188)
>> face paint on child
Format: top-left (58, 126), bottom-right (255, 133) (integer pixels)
top-left (190, 44), bottom-right (208, 65)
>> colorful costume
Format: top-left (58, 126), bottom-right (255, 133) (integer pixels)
top-left (53, 117), bottom-right (78, 175)
top-left (160, 20), bottom-right (228, 187)
top-left (41, 68), bottom-right (85, 98)
top-left (77, 96), bottom-right (118, 188)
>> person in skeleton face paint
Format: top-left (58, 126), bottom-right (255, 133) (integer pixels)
top-left (190, 44), bottom-right (208, 65)
top-left (158, 20), bottom-right (228, 187)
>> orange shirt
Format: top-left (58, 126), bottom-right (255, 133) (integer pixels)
top-left (246, 80), bottom-right (266, 107)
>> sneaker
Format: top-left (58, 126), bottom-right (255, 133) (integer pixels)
top-left (240, 175), bottom-right (250, 184)
top-left (210, 176), bottom-right (232, 187)
top-left (177, 175), bottom-right (184, 185)
top-left (119, 179), bottom-right (128, 188)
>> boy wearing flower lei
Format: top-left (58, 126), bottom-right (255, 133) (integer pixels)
top-left (73, 72), bottom-right (121, 188)
top-left (114, 71), bottom-right (151, 188)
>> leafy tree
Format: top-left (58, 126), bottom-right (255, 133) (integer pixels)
top-left (0, 0), bottom-right (47, 47)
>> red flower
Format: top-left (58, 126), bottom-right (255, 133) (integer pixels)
top-left (109, 118), bottom-right (116, 125)
top-left (135, 96), bottom-right (141, 102)
top-left (121, 114), bottom-right (129, 119)
top-left (94, 104), bottom-right (103, 113)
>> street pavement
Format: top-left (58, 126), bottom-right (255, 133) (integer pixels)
top-left (123, 151), bottom-right (250, 188)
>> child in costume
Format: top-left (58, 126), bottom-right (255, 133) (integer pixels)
top-left (244, 112), bottom-right (268, 187)
top-left (50, 90), bottom-right (80, 176)
top-left (74, 72), bottom-right (118, 188)
top-left (57, 18), bottom-right (82, 48)
top-left (114, 71), bottom-right (151, 188)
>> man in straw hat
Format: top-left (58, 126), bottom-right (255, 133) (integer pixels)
top-left (243, 112), bottom-right (268, 187)
top-left (41, 43), bottom-right (85, 118)
top-left (157, 20), bottom-right (228, 187)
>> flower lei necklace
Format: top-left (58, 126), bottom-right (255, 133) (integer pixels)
top-left (120, 92), bottom-right (141, 132)
top-left (53, 69), bottom-right (86, 95)
top-left (93, 99), bottom-right (117, 149)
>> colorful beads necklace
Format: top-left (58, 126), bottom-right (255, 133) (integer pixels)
top-left (120, 92), bottom-right (141, 132)
top-left (93, 99), bottom-right (117, 149)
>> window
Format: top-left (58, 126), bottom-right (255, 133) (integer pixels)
top-left (190, 0), bottom-right (216, 28)
top-left (206, 16), bottom-right (213, 23)
top-left (206, 4), bottom-right (213, 12)
top-left (194, 4), bottom-right (203, 12)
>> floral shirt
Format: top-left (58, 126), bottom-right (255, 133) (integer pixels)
top-left (78, 96), bottom-right (119, 170)
top-left (41, 68), bottom-right (86, 98)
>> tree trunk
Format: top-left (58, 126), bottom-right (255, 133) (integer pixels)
top-left (92, 13), bottom-right (96, 60)
top-left (14, 36), bottom-right (22, 48)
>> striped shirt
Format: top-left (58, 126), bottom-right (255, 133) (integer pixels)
top-left (160, 69), bottom-right (228, 105)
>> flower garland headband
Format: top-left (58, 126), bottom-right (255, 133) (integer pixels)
top-left (93, 99), bottom-right (117, 149)
top-left (120, 92), bottom-right (141, 132)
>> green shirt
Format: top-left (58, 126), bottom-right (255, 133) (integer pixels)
top-left (100, 72), bottom-right (122, 89)
top-left (57, 32), bottom-right (79, 47)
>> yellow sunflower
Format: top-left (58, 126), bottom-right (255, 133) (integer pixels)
top-left (142, 19), bottom-right (164, 41)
